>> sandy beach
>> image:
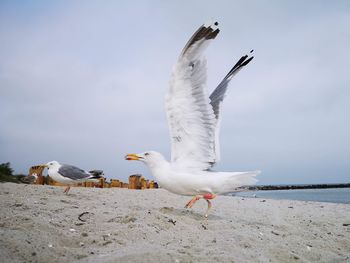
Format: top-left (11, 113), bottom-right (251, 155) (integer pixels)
top-left (0, 183), bottom-right (349, 263)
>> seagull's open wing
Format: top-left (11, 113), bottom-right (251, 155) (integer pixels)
top-left (166, 22), bottom-right (219, 170)
top-left (209, 53), bottom-right (254, 161)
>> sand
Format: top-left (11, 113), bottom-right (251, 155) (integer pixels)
top-left (0, 183), bottom-right (349, 263)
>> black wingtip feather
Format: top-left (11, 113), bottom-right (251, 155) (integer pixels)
top-left (241, 56), bottom-right (254, 67)
top-left (230, 55), bottom-right (248, 72)
top-left (181, 23), bottom-right (220, 56)
top-left (89, 170), bottom-right (104, 179)
top-left (223, 52), bottom-right (254, 80)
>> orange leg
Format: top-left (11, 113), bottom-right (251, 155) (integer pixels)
top-left (184, 193), bottom-right (217, 218)
top-left (63, 186), bottom-right (71, 194)
top-left (203, 193), bottom-right (216, 218)
top-left (185, 195), bottom-right (201, 208)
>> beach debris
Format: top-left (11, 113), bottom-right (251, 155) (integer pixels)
top-left (201, 224), bottom-right (208, 230)
top-left (69, 228), bottom-right (76, 232)
top-left (79, 242), bottom-right (84, 247)
top-left (288, 206), bottom-right (293, 209)
top-left (343, 223), bottom-right (350, 226)
top-left (76, 254), bottom-right (88, 260)
top-left (78, 212), bottom-right (90, 222)
top-left (123, 216), bottom-right (137, 224)
top-left (259, 232), bottom-right (264, 236)
top-left (110, 215), bottom-right (137, 224)
top-left (306, 245), bottom-right (312, 251)
top-left (271, 231), bottom-right (280, 236)
top-left (103, 233), bottom-right (111, 241)
top-left (81, 232), bottom-right (88, 237)
top-left (48, 244), bottom-right (53, 248)
top-left (160, 206), bottom-right (174, 213)
top-left (260, 200), bottom-right (266, 202)
top-left (168, 218), bottom-right (176, 225)
top-left (102, 240), bottom-right (112, 246)
top-left (31, 252), bottom-right (36, 256)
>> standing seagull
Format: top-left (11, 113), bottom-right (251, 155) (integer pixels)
top-left (45, 161), bottom-right (102, 194)
top-left (125, 22), bottom-right (260, 217)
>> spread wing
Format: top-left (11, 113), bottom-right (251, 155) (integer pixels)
top-left (209, 52), bottom-right (254, 161)
top-left (166, 22), bottom-right (219, 170)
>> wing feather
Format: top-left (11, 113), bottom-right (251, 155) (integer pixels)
top-left (209, 52), bottom-right (254, 161)
top-left (166, 22), bottom-right (254, 170)
top-left (58, 165), bottom-right (92, 180)
top-left (166, 22), bottom-right (219, 170)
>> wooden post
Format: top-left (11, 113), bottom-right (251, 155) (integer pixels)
top-left (28, 165), bottom-right (46, 185)
top-left (128, 174), bottom-right (142, 189)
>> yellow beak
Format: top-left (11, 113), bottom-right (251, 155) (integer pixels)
top-left (125, 154), bottom-right (140, 161)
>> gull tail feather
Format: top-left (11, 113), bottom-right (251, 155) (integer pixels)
top-left (214, 170), bottom-right (260, 194)
top-left (87, 171), bottom-right (103, 182)
top-left (89, 175), bottom-right (102, 180)
top-left (86, 177), bottom-right (101, 183)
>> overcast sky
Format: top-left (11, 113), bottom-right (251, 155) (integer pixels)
top-left (1, 1), bottom-right (349, 184)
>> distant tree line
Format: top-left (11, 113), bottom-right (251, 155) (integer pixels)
top-left (0, 162), bottom-right (26, 183)
top-left (0, 162), bottom-right (14, 176)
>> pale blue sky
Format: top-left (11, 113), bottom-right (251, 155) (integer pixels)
top-left (1, 1), bottom-right (349, 184)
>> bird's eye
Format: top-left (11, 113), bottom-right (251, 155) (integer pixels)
top-left (144, 152), bottom-right (150, 156)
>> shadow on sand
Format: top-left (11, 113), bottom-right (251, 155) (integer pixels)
top-left (159, 206), bottom-right (222, 221)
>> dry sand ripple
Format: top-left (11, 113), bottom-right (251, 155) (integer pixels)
top-left (0, 183), bottom-right (349, 263)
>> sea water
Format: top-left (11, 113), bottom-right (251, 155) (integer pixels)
top-left (236, 187), bottom-right (350, 204)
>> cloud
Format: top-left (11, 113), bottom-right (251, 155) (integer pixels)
top-left (1, 1), bottom-right (349, 184)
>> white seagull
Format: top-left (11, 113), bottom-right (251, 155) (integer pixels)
top-left (125, 22), bottom-right (260, 217)
top-left (44, 161), bottom-right (102, 194)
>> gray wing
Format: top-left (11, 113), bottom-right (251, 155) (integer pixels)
top-left (209, 52), bottom-right (254, 119)
top-left (58, 164), bottom-right (92, 180)
top-left (209, 52), bottom-right (254, 162)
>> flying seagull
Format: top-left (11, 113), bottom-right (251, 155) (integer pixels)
top-left (44, 161), bottom-right (102, 194)
top-left (125, 22), bottom-right (260, 217)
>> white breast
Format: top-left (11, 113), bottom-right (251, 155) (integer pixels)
top-left (48, 167), bottom-right (74, 184)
